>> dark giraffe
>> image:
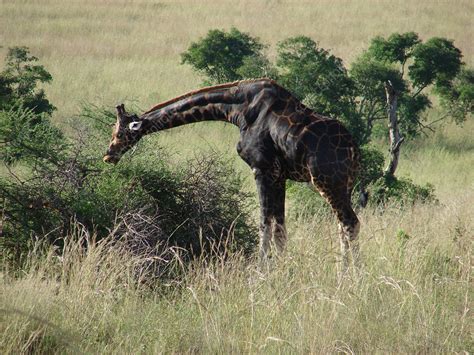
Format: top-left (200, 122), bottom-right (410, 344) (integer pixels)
top-left (104, 79), bottom-right (361, 269)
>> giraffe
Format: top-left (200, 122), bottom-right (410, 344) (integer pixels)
top-left (104, 79), bottom-right (361, 270)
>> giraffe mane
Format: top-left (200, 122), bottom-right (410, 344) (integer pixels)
top-left (142, 78), bottom-right (275, 115)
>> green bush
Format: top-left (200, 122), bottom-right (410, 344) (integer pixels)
top-left (358, 145), bottom-right (385, 188)
top-left (1, 105), bottom-right (257, 269)
top-left (236, 54), bottom-right (279, 80)
top-left (0, 47), bottom-right (56, 115)
top-left (0, 104), bottom-right (66, 165)
top-left (368, 174), bottom-right (437, 207)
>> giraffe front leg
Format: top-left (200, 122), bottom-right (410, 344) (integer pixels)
top-left (254, 171), bottom-right (285, 262)
top-left (273, 220), bottom-right (287, 255)
top-left (259, 217), bottom-right (272, 261)
top-left (272, 180), bottom-right (287, 255)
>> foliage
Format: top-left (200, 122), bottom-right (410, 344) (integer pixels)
top-left (367, 174), bottom-right (436, 207)
top-left (286, 180), bottom-right (330, 220)
top-left (368, 32), bottom-right (421, 65)
top-left (181, 27), bottom-right (264, 84)
top-left (236, 54), bottom-right (279, 80)
top-left (0, 105), bottom-right (66, 166)
top-left (435, 67), bottom-right (474, 123)
top-left (0, 46), bottom-right (56, 115)
top-left (350, 54), bottom-right (405, 141)
top-left (276, 36), bottom-right (354, 116)
top-left (0, 105), bottom-right (257, 266)
top-left (350, 33), bottom-right (465, 141)
top-left (358, 145), bottom-right (385, 188)
top-left (409, 37), bottom-right (462, 90)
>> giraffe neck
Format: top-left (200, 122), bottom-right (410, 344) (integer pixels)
top-left (140, 82), bottom-right (248, 133)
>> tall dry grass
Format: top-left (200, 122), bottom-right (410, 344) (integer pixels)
top-left (1, 190), bottom-right (472, 353)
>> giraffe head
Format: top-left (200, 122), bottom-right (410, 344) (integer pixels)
top-left (103, 104), bottom-right (144, 164)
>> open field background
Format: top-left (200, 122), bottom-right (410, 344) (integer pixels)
top-left (1, 0), bottom-right (473, 118)
top-left (1, 0), bottom-right (473, 353)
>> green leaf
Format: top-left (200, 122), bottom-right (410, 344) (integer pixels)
top-left (409, 38), bottom-right (462, 89)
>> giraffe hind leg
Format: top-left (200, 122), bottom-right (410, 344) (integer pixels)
top-left (311, 177), bottom-right (360, 272)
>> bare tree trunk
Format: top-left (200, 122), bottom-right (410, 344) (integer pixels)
top-left (384, 81), bottom-right (404, 177)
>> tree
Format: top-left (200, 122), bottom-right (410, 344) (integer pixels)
top-left (181, 28), bottom-right (265, 84)
top-left (0, 105), bottom-right (65, 167)
top-left (236, 54), bottom-right (279, 80)
top-left (276, 37), bottom-right (353, 115)
top-left (181, 28), bottom-right (470, 185)
top-left (0, 46), bottom-right (56, 115)
top-left (435, 67), bottom-right (474, 123)
top-left (350, 32), bottom-right (465, 177)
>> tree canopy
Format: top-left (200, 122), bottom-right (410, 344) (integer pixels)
top-left (0, 46), bottom-right (56, 116)
top-left (181, 28), bottom-right (265, 84)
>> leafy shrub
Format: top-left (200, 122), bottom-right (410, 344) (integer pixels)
top-left (116, 154), bottom-right (258, 257)
top-left (0, 104), bottom-right (66, 165)
top-left (1, 105), bottom-right (257, 268)
top-left (358, 145), bottom-right (385, 188)
top-left (0, 47), bottom-right (56, 115)
top-left (435, 67), bottom-right (474, 123)
top-left (368, 174), bottom-right (437, 207)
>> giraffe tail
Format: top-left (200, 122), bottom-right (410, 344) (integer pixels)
top-left (358, 185), bottom-right (369, 209)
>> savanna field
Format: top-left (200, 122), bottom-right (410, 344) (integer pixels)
top-left (1, 0), bottom-right (473, 353)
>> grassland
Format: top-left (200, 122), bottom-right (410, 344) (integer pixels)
top-left (1, 0), bottom-right (473, 118)
top-left (1, 0), bottom-right (473, 353)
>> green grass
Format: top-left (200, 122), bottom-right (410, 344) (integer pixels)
top-left (1, 0), bottom-right (473, 353)
top-left (398, 119), bottom-right (474, 200)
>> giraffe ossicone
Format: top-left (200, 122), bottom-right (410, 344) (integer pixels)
top-left (104, 78), bottom-right (361, 269)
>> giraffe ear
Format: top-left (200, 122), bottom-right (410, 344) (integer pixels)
top-left (128, 121), bottom-right (142, 131)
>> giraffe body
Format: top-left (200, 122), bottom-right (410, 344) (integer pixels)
top-left (104, 79), bottom-right (360, 268)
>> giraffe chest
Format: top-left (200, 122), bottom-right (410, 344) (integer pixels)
top-left (236, 132), bottom-right (276, 171)
top-left (236, 131), bottom-right (311, 182)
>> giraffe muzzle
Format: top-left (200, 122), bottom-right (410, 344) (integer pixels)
top-left (103, 154), bottom-right (120, 164)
